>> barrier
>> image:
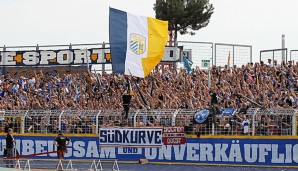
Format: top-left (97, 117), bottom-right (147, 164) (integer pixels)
top-left (214, 43), bottom-right (252, 67)
top-left (0, 108), bottom-right (297, 136)
top-left (0, 135), bottom-right (297, 168)
top-left (290, 50), bottom-right (298, 62)
top-left (260, 48), bottom-right (288, 64)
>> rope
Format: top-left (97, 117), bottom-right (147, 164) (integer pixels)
top-left (0, 150), bottom-right (67, 160)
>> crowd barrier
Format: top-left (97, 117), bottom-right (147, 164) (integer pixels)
top-left (0, 108), bottom-right (297, 136)
top-left (0, 132), bottom-right (297, 167)
top-left (0, 108), bottom-right (297, 168)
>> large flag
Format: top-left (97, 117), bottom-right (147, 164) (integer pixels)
top-left (109, 8), bottom-right (168, 78)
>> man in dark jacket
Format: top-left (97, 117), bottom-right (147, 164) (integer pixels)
top-left (6, 128), bottom-right (15, 168)
top-left (122, 90), bottom-right (132, 119)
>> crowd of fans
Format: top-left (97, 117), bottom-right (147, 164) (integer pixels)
top-left (0, 59), bottom-right (297, 111)
top-left (0, 58), bottom-right (297, 135)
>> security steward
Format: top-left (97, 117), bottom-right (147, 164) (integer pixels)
top-left (54, 130), bottom-right (71, 159)
top-left (5, 128), bottom-right (15, 168)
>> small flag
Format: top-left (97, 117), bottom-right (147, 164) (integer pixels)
top-left (129, 80), bottom-right (134, 96)
top-left (227, 51), bottom-right (231, 68)
top-left (183, 53), bottom-right (193, 73)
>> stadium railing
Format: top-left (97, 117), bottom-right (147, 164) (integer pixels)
top-left (0, 108), bottom-right (296, 136)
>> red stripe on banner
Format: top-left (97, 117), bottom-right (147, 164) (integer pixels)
top-left (0, 150), bottom-right (67, 160)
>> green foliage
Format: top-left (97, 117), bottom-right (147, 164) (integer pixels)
top-left (154, 0), bottom-right (214, 39)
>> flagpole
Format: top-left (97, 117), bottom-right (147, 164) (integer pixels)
top-left (208, 62), bottom-right (211, 89)
top-left (86, 47), bottom-right (90, 73)
top-left (128, 71), bottom-right (150, 109)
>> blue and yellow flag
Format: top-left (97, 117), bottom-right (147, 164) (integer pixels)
top-left (109, 8), bottom-right (168, 78)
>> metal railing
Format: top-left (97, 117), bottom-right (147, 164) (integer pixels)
top-left (0, 108), bottom-right (297, 136)
top-left (260, 48), bottom-right (288, 64)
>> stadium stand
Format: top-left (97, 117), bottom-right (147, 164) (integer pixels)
top-left (0, 61), bottom-right (297, 136)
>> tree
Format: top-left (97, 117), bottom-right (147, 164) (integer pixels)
top-left (154, 0), bottom-right (214, 44)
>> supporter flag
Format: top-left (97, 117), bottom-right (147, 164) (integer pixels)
top-left (183, 54), bottom-right (193, 73)
top-left (109, 7), bottom-right (168, 78)
top-left (227, 51), bottom-right (231, 68)
top-left (129, 80), bottom-right (134, 96)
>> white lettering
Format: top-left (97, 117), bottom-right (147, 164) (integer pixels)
top-left (23, 52), bottom-right (39, 65)
top-left (214, 144), bottom-right (228, 162)
top-left (1, 52), bottom-right (17, 65)
top-left (173, 144), bottom-right (186, 160)
top-left (158, 145), bottom-right (172, 160)
top-left (145, 148), bottom-right (157, 160)
top-left (35, 141), bottom-right (47, 156)
top-left (259, 144), bottom-right (271, 163)
top-left (40, 51), bottom-right (56, 65)
top-left (73, 141), bottom-right (85, 158)
top-left (285, 144), bottom-right (292, 163)
top-left (22, 140), bottom-right (34, 155)
top-left (73, 50), bottom-right (90, 64)
top-left (86, 141), bottom-right (99, 158)
top-left (244, 144), bottom-right (258, 163)
top-left (57, 50), bottom-right (73, 64)
top-left (200, 143), bottom-right (213, 161)
top-left (48, 141), bottom-right (57, 157)
top-left (100, 147), bottom-right (116, 158)
top-left (15, 140), bottom-right (21, 155)
top-left (271, 144), bottom-right (284, 163)
top-left (229, 143), bottom-right (242, 162)
top-left (293, 144), bottom-right (298, 163)
top-left (64, 142), bottom-right (72, 157)
top-left (186, 143), bottom-right (199, 161)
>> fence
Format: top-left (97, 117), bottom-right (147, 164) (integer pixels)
top-left (0, 42), bottom-right (254, 71)
top-left (0, 108), bottom-right (297, 136)
top-left (176, 41), bottom-right (213, 68)
top-left (260, 48), bottom-right (288, 64)
top-left (214, 43), bottom-right (252, 67)
top-left (290, 50), bottom-right (298, 62)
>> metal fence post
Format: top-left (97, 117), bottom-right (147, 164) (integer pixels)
top-left (252, 108), bottom-right (259, 136)
top-left (172, 109), bottom-right (180, 126)
top-left (2, 45), bottom-right (6, 75)
top-left (250, 45), bottom-right (252, 63)
top-left (232, 45), bottom-right (235, 67)
top-left (21, 111), bottom-right (29, 134)
top-left (58, 111), bottom-right (64, 131)
top-left (211, 43), bottom-right (214, 66)
top-left (95, 110), bottom-right (101, 134)
top-left (214, 44), bottom-right (217, 66)
top-left (102, 42), bottom-right (106, 74)
top-left (133, 110), bottom-right (140, 127)
top-left (292, 111), bottom-right (297, 136)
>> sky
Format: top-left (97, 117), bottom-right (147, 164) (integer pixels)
top-left (1, 0), bottom-right (298, 62)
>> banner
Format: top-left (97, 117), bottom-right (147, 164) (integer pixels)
top-left (0, 135), bottom-right (297, 167)
top-left (0, 48), bottom-right (110, 66)
top-left (0, 136), bottom-right (99, 159)
top-left (0, 46), bottom-right (180, 66)
top-left (100, 138), bottom-right (298, 167)
top-left (163, 127), bottom-right (185, 145)
top-left (99, 127), bottom-right (163, 147)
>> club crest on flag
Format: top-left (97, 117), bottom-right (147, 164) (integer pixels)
top-left (130, 33), bottom-right (146, 55)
